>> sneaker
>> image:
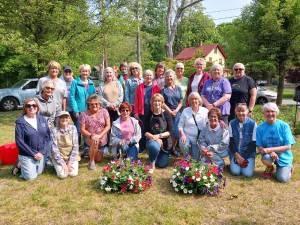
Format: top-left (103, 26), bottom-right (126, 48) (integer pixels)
top-left (262, 166), bottom-right (274, 179)
top-left (88, 160), bottom-right (96, 170)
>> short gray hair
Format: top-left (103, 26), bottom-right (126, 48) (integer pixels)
top-left (164, 69), bottom-right (175, 79)
top-left (262, 102), bottom-right (279, 114)
top-left (144, 69), bottom-right (154, 78)
top-left (41, 80), bottom-right (55, 90)
top-left (176, 62), bottom-right (184, 69)
top-left (233, 63), bottom-right (245, 70)
top-left (188, 92), bottom-right (203, 106)
top-left (210, 64), bottom-right (223, 73)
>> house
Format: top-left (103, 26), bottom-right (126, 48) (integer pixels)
top-left (175, 44), bottom-right (227, 66)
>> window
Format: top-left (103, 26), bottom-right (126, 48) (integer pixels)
top-left (214, 48), bottom-right (217, 54)
top-left (219, 59), bottom-right (223, 64)
top-left (22, 81), bottom-right (38, 90)
top-left (209, 57), bottom-right (212, 62)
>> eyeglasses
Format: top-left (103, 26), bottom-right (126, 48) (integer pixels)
top-left (196, 63), bottom-right (204, 66)
top-left (45, 87), bottom-right (55, 90)
top-left (131, 67), bottom-right (139, 70)
top-left (64, 70), bottom-right (72, 74)
top-left (89, 103), bottom-right (99, 106)
top-left (25, 104), bottom-right (37, 109)
top-left (120, 109), bottom-right (130, 112)
top-left (234, 68), bottom-right (244, 71)
top-left (176, 68), bottom-right (183, 70)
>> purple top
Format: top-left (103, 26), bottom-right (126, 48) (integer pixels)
top-left (201, 78), bottom-right (232, 115)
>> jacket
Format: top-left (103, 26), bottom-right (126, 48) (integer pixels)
top-left (186, 72), bottom-right (210, 105)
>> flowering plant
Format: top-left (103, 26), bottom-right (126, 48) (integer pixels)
top-left (100, 158), bottom-right (153, 193)
top-left (170, 159), bottom-right (226, 195)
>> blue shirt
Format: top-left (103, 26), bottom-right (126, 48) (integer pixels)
top-left (161, 85), bottom-right (182, 110)
top-left (256, 119), bottom-right (295, 167)
top-left (125, 77), bottom-right (143, 105)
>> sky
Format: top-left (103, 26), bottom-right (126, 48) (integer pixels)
top-left (201, 0), bottom-right (252, 25)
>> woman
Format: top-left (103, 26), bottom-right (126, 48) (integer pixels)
top-left (51, 111), bottom-right (79, 178)
top-left (175, 62), bottom-right (188, 106)
top-left (178, 92), bottom-right (208, 160)
top-left (99, 67), bottom-right (123, 122)
top-left (199, 107), bottom-right (229, 167)
top-left (256, 103), bottom-right (295, 183)
top-left (201, 64), bottom-right (232, 124)
top-left (110, 102), bottom-right (141, 160)
top-left (229, 103), bottom-right (257, 177)
top-left (153, 62), bottom-right (166, 89)
top-left (35, 80), bottom-right (60, 128)
top-left (134, 69), bottom-right (160, 152)
top-left (80, 94), bottom-right (110, 170)
top-left (125, 62), bottom-right (143, 111)
top-left (118, 62), bottom-right (129, 87)
top-left (15, 98), bottom-right (51, 180)
top-left (161, 69), bottom-right (183, 154)
top-left (229, 63), bottom-right (257, 121)
top-left (145, 93), bottom-right (172, 169)
top-left (69, 64), bottom-right (96, 143)
top-left (37, 60), bottom-right (67, 111)
top-left (186, 58), bottom-right (210, 105)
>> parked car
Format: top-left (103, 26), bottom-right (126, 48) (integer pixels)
top-left (256, 86), bottom-right (277, 104)
top-left (0, 78), bottom-right (38, 111)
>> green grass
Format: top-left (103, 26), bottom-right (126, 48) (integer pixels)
top-left (0, 109), bottom-right (299, 225)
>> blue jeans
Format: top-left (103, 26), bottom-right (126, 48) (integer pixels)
top-left (230, 157), bottom-right (255, 177)
top-left (125, 145), bottom-right (139, 160)
top-left (262, 154), bottom-right (292, 183)
top-left (146, 140), bottom-right (169, 168)
top-left (179, 138), bottom-right (199, 160)
top-left (19, 155), bottom-right (45, 180)
top-left (166, 112), bottom-right (181, 139)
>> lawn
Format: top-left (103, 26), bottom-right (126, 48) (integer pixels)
top-left (0, 108), bottom-right (299, 225)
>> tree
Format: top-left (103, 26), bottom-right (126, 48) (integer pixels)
top-left (166, 0), bottom-right (203, 58)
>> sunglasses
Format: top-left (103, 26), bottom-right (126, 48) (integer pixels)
top-left (176, 68), bottom-right (183, 70)
top-left (234, 68), bottom-right (244, 71)
top-left (64, 71), bottom-right (72, 74)
top-left (45, 86), bottom-right (55, 90)
top-left (131, 67), bottom-right (139, 70)
top-left (25, 104), bottom-right (37, 108)
top-left (120, 109), bottom-right (130, 112)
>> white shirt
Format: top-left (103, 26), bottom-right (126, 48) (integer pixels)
top-left (24, 115), bottom-right (38, 130)
top-left (178, 106), bottom-right (208, 143)
top-left (191, 74), bottom-right (203, 92)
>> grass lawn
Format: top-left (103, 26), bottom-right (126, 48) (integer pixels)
top-left (0, 109), bottom-right (299, 225)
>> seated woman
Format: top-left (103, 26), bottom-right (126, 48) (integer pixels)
top-left (80, 94), bottom-right (110, 170)
top-left (229, 103), bottom-right (257, 177)
top-left (15, 98), bottom-right (51, 180)
top-left (51, 111), bottom-right (79, 178)
top-left (199, 107), bottom-right (229, 167)
top-left (178, 92), bottom-right (208, 160)
top-left (145, 93), bottom-right (172, 169)
top-left (257, 103), bottom-right (295, 183)
top-left (110, 102), bottom-right (141, 160)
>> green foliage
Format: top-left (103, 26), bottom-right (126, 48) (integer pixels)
top-left (245, 60), bottom-right (277, 82)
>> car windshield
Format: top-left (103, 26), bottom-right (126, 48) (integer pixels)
top-left (11, 80), bottom-right (28, 88)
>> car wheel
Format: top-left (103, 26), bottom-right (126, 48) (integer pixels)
top-left (256, 97), bottom-right (268, 105)
top-left (0, 97), bottom-right (18, 111)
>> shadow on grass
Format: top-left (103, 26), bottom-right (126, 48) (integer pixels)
top-left (0, 165), bottom-right (17, 180)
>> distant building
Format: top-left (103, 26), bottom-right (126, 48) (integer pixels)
top-left (175, 44), bottom-right (227, 66)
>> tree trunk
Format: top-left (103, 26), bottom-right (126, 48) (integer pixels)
top-left (276, 60), bottom-right (285, 106)
top-left (136, 0), bottom-right (141, 63)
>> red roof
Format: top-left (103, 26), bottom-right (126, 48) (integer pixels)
top-left (175, 44), bottom-right (227, 61)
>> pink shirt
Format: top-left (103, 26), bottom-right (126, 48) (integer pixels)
top-left (80, 108), bottom-right (110, 145)
top-left (120, 118), bottom-right (134, 141)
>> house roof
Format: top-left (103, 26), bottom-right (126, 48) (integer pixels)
top-left (175, 44), bottom-right (227, 61)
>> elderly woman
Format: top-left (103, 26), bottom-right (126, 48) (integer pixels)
top-left (80, 94), bottom-right (110, 170)
top-left (229, 103), bottom-right (257, 177)
top-left (37, 60), bottom-right (67, 110)
top-left (175, 62), bottom-right (188, 106)
top-left (15, 98), bottom-right (51, 180)
top-left (178, 92), bottom-right (208, 160)
top-left (199, 108), bottom-right (229, 167)
top-left (161, 69), bottom-right (183, 155)
top-left (229, 63), bottom-right (257, 121)
top-left (110, 102), bottom-right (141, 160)
top-left (153, 62), bottom-right (166, 89)
top-left (35, 80), bottom-right (60, 128)
top-left (134, 69), bottom-right (160, 152)
top-left (51, 111), bottom-right (79, 178)
top-left (201, 64), bottom-right (232, 124)
top-left (69, 64), bottom-right (96, 143)
top-left (145, 93), bottom-right (172, 169)
top-left (257, 103), bottom-right (295, 182)
top-left (99, 67), bottom-right (123, 122)
top-left (125, 62), bottom-right (143, 111)
top-left (118, 62), bottom-right (129, 87)
top-left (186, 58), bottom-right (210, 105)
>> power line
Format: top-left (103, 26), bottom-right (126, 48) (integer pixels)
top-left (205, 7), bottom-right (242, 14)
top-left (213, 16), bottom-right (239, 20)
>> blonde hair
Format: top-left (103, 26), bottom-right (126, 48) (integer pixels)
top-left (47, 60), bottom-right (61, 72)
top-left (144, 69), bottom-right (154, 78)
top-left (79, 64), bottom-right (91, 73)
top-left (104, 67), bottom-right (116, 82)
top-left (188, 92), bottom-right (203, 106)
top-left (151, 93), bottom-right (164, 105)
top-left (194, 58), bottom-right (206, 67)
top-left (128, 62), bottom-right (142, 78)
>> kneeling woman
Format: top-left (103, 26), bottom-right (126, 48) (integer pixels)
top-left (80, 94), bottom-right (110, 170)
top-left (110, 102), bottom-right (141, 160)
top-left (199, 108), bottom-right (229, 167)
top-left (51, 111), bottom-right (80, 178)
top-left (145, 93), bottom-right (173, 169)
top-left (229, 104), bottom-right (257, 177)
top-left (15, 98), bottom-right (51, 180)
top-left (257, 103), bottom-right (295, 182)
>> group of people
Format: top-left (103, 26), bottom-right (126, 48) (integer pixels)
top-left (14, 59), bottom-right (295, 183)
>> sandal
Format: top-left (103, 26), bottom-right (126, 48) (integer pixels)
top-left (262, 166), bottom-right (274, 179)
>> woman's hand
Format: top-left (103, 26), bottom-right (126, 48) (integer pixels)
top-left (270, 152), bottom-right (279, 161)
top-left (75, 112), bottom-right (80, 119)
top-left (206, 151), bottom-right (214, 159)
top-left (234, 153), bottom-right (245, 166)
top-left (170, 110), bottom-right (177, 117)
top-left (258, 147), bottom-right (268, 154)
top-left (91, 134), bottom-right (101, 145)
top-left (34, 152), bottom-right (43, 161)
top-left (206, 104), bottom-right (214, 110)
top-left (180, 133), bottom-right (187, 144)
